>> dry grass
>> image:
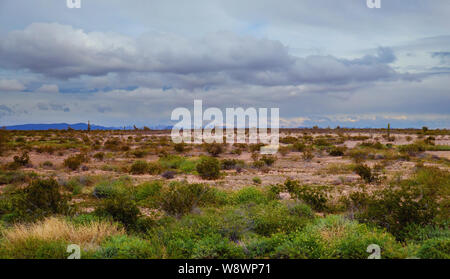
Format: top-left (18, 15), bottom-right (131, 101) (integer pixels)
top-left (2, 217), bottom-right (125, 248)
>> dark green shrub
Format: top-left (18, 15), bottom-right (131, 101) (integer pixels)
top-left (13, 178), bottom-right (69, 221)
top-left (130, 160), bottom-right (148, 174)
top-left (232, 187), bottom-right (268, 205)
top-left (292, 142), bottom-right (306, 152)
top-left (161, 182), bottom-right (210, 217)
top-left (147, 162), bottom-right (163, 175)
top-left (95, 235), bottom-right (162, 259)
top-left (260, 155), bottom-right (276, 166)
top-left (93, 152), bottom-right (105, 161)
top-left (417, 238), bottom-right (450, 259)
top-left (354, 164), bottom-right (374, 183)
top-left (329, 146), bottom-right (346, 156)
top-left (357, 184), bottom-right (440, 241)
top-left (196, 156), bottom-right (220, 180)
top-left (13, 151), bottom-right (30, 166)
top-left (174, 143), bottom-right (186, 153)
top-left (191, 234), bottom-right (245, 259)
top-left (63, 154), bottom-right (88, 170)
top-left (95, 196), bottom-right (140, 229)
top-left (135, 181), bottom-right (163, 201)
top-left (204, 143), bottom-right (223, 157)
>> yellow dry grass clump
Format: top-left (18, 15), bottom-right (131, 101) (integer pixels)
top-left (2, 217), bottom-right (125, 247)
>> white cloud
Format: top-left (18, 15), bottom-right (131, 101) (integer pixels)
top-left (0, 79), bottom-right (25, 91)
top-left (36, 84), bottom-right (59, 93)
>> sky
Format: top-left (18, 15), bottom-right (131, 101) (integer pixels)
top-left (0, 0), bottom-right (449, 128)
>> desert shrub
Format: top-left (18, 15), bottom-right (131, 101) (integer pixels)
top-left (292, 142), bottom-right (306, 152)
top-left (0, 238), bottom-right (68, 259)
top-left (161, 170), bottom-right (176, 179)
top-left (398, 141), bottom-right (427, 154)
top-left (357, 183), bottom-right (440, 240)
top-left (135, 181), bottom-right (163, 202)
top-left (11, 178), bottom-right (69, 221)
top-left (42, 161), bottom-right (53, 168)
top-left (191, 234), bottom-right (245, 259)
top-left (347, 148), bottom-right (369, 163)
top-left (272, 228), bottom-right (327, 259)
top-left (132, 149), bottom-right (147, 158)
top-left (250, 202), bottom-right (310, 236)
top-left (103, 138), bottom-right (122, 151)
top-left (196, 156), bottom-right (220, 180)
top-left (130, 160), bottom-right (149, 174)
top-left (93, 177), bottom-right (132, 199)
top-left (288, 202), bottom-right (315, 219)
top-left (284, 180), bottom-right (328, 211)
top-left (249, 143), bottom-right (265, 153)
top-left (173, 143), bottom-right (186, 153)
top-left (416, 238), bottom-right (450, 259)
top-left (35, 145), bottom-right (55, 154)
top-left (302, 149), bottom-right (314, 161)
top-left (93, 152), bottom-right (105, 161)
top-left (147, 162), bottom-right (163, 175)
top-left (95, 235), bottom-right (162, 259)
top-left (221, 159), bottom-right (244, 170)
top-left (232, 187), bottom-right (268, 205)
top-left (313, 138), bottom-right (332, 147)
top-left (278, 146), bottom-right (290, 156)
top-left (95, 196), bottom-right (140, 229)
top-left (354, 164), bottom-right (375, 183)
top-left (328, 146), bottom-right (346, 156)
top-left (252, 177), bottom-right (262, 184)
top-left (204, 143), bottom-right (223, 157)
top-left (280, 136), bottom-right (298, 144)
top-left (63, 154), bottom-right (88, 170)
top-left (0, 130), bottom-right (10, 155)
top-left (161, 182), bottom-right (210, 217)
top-left (245, 233), bottom-right (288, 258)
top-left (260, 155), bottom-right (276, 166)
top-left (13, 151), bottom-right (30, 166)
top-left (0, 217), bottom-right (124, 258)
top-left (252, 160), bottom-right (266, 169)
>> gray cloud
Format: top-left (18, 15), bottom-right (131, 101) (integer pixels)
top-left (0, 23), bottom-right (406, 90)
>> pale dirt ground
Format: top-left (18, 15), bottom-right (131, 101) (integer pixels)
top-left (1, 132), bottom-right (449, 197)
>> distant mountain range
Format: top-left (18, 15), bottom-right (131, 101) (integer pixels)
top-left (2, 123), bottom-right (173, 131)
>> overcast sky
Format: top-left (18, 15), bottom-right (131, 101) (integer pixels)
top-left (0, 0), bottom-right (449, 128)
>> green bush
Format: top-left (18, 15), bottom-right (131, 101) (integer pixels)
top-left (354, 164), bottom-right (374, 183)
top-left (191, 234), bottom-right (245, 259)
top-left (130, 160), bottom-right (149, 174)
top-left (13, 151), bottom-right (30, 166)
top-left (232, 187), bottom-right (268, 205)
top-left (95, 196), bottom-right (140, 229)
top-left (0, 238), bottom-right (68, 259)
top-left (329, 146), bottom-right (346, 156)
top-left (250, 202), bottom-right (309, 236)
top-left (357, 181), bottom-right (440, 240)
top-left (147, 162), bottom-right (163, 175)
top-left (161, 182), bottom-right (210, 217)
top-left (135, 181), bottom-right (163, 202)
top-left (196, 156), bottom-right (220, 180)
top-left (95, 235), bottom-right (161, 259)
top-left (64, 154), bottom-right (88, 170)
top-left (12, 178), bottom-right (69, 221)
top-left (416, 238), bottom-right (450, 259)
top-left (204, 143), bottom-right (224, 157)
top-left (260, 155), bottom-right (276, 166)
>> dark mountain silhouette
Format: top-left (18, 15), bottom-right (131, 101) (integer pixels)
top-left (2, 123), bottom-right (173, 131)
